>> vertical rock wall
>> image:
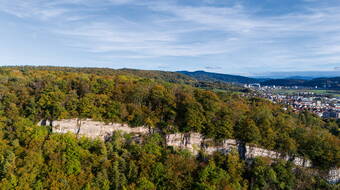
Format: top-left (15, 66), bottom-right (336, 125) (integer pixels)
top-left (39, 118), bottom-right (338, 183)
top-left (51, 118), bottom-right (150, 140)
top-left (41, 118), bottom-right (310, 166)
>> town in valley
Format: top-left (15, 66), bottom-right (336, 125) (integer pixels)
top-left (247, 84), bottom-right (340, 119)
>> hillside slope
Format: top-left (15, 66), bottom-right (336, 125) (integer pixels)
top-left (0, 66), bottom-right (338, 189)
top-left (178, 70), bottom-right (259, 84)
top-left (261, 77), bottom-right (340, 89)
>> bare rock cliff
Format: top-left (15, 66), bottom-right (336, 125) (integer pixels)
top-left (39, 118), bottom-right (338, 183)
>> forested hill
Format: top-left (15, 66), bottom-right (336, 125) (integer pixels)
top-left (0, 66), bottom-right (339, 189)
top-left (178, 70), bottom-right (259, 84)
top-left (1, 66), bottom-right (247, 92)
top-left (178, 70), bottom-right (340, 89)
top-left (304, 77), bottom-right (340, 89)
top-left (259, 79), bottom-right (306, 86)
top-left (10, 66), bottom-right (339, 89)
top-left (1, 66), bottom-right (196, 84)
top-left (261, 77), bottom-right (340, 89)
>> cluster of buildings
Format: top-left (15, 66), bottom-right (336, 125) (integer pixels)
top-left (246, 84), bottom-right (340, 119)
top-left (271, 94), bottom-right (340, 118)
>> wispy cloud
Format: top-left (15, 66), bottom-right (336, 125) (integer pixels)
top-left (0, 0), bottom-right (67, 19)
top-left (0, 0), bottom-right (339, 73)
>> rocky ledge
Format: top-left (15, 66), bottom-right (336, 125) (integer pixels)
top-left (39, 118), bottom-right (339, 184)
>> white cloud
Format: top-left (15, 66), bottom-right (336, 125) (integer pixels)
top-left (0, 0), bottom-right (340, 72)
top-left (0, 0), bottom-right (67, 19)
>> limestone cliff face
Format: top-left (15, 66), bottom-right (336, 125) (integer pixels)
top-left (42, 119), bottom-right (311, 166)
top-left (245, 146), bottom-right (311, 167)
top-left (50, 118), bottom-right (150, 140)
top-left (165, 133), bottom-right (202, 155)
top-left (39, 118), bottom-right (338, 183)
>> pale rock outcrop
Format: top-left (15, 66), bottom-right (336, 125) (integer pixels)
top-left (41, 118), bottom-right (310, 166)
top-left (204, 139), bottom-right (238, 155)
top-left (39, 118), bottom-right (337, 183)
top-left (51, 119), bottom-right (150, 140)
top-left (328, 168), bottom-right (340, 184)
top-left (165, 133), bottom-right (202, 155)
top-left (246, 146), bottom-right (280, 159)
top-left (245, 146), bottom-right (311, 167)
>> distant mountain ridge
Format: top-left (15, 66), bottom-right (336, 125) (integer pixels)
top-left (255, 71), bottom-right (340, 79)
top-left (3, 66), bottom-right (339, 89)
top-left (178, 70), bottom-right (340, 90)
top-left (260, 77), bottom-right (340, 89)
top-left (177, 70), bottom-right (260, 84)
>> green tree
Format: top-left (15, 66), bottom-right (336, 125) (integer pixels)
top-left (235, 118), bottom-right (261, 144)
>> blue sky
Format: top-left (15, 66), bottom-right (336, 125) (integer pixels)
top-left (0, 0), bottom-right (340, 76)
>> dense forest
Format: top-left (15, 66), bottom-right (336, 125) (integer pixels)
top-left (260, 77), bottom-right (340, 90)
top-left (0, 66), bottom-right (339, 189)
top-left (177, 71), bottom-right (259, 84)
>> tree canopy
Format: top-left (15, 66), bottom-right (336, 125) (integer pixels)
top-left (0, 66), bottom-right (339, 189)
